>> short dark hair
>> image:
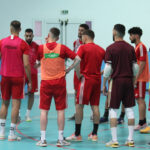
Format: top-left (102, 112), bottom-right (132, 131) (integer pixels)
top-left (114, 24), bottom-right (125, 37)
top-left (25, 28), bottom-right (33, 33)
top-left (10, 20), bottom-right (21, 31)
top-left (50, 27), bottom-right (60, 38)
top-left (128, 27), bottom-right (143, 37)
top-left (82, 30), bottom-right (95, 39)
top-left (80, 24), bottom-right (89, 30)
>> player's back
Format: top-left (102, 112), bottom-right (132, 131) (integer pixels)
top-left (79, 43), bottom-right (105, 79)
top-left (0, 36), bottom-right (26, 77)
top-left (106, 41), bottom-right (136, 79)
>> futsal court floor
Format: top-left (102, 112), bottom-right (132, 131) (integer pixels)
top-left (0, 93), bottom-right (150, 150)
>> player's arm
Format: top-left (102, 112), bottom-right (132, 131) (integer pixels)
top-left (103, 48), bottom-right (112, 95)
top-left (35, 45), bottom-right (43, 68)
top-left (103, 62), bottom-right (113, 95)
top-left (21, 41), bottom-right (32, 91)
top-left (135, 45), bottom-right (146, 82)
top-left (23, 54), bottom-right (32, 91)
top-left (136, 61), bottom-right (145, 79)
top-left (61, 45), bottom-right (81, 73)
top-left (66, 56), bottom-right (81, 73)
top-left (132, 62), bottom-right (139, 85)
top-left (75, 63), bottom-right (84, 79)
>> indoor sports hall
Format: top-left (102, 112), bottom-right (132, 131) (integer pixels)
top-left (0, 0), bottom-right (150, 150)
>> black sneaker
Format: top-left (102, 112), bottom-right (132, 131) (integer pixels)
top-left (68, 114), bottom-right (75, 121)
top-left (117, 117), bottom-right (124, 124)
top-left (99, 117), bottom-right (108, 124)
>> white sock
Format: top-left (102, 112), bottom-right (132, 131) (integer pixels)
top-left (9, 123), bottom-right (16, 136)
top-left (111, 127), bottom-right (117, 142)
top-left (128, 126), bottom-right (134, 141)
top-left (0, 119), bottom-right (6, 134)
top-left (41, 131), bottom-right (46, 142)
top-left (26, 109), bottom-right (31, 117)
top-left (58, 130), bottom-right (64, 141)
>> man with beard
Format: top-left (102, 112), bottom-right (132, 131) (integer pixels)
top-left (24, 28), bottom-right (39, 122)
top-left (68, 24), bottom-right (89, 120)
top-left (104, 24), bottom-right (139, 147)
top-left (128, 27), bottom-right (149, 131)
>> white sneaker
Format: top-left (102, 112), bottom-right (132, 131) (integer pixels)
top-left (8, 134), bottom-right (21, 141)
top-left (36, 140), bottom-right (47, 147)
top-left (25, 116), bottom-right (32, 122)
top-left (0, 132), bottom-right (5, 140)
top-left (66, 133), bottom-right (82, 141)
top-left (106, 140), bottom-right (119, 148)
top-left (56, 139), bottom-right (70, 146)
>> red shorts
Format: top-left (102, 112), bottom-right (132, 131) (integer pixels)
top-left (134, 81), bottom-right (146, 99)
top-left (74, 72), bottom-right (80, 91)
top-left (25, 74), bottom-right (38, 93)
top-left (39, 77), bottom-right (67, 111)
top-left (1, 76), bottom-right (24, 100)
top-left (76, 77), bottom-right (101, 106)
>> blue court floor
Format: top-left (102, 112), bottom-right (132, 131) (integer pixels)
top-left (0, 93), bottom-right (150, 150)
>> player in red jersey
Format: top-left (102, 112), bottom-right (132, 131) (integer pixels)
top-left (68, 24), bottom-right (89, 120)
top-left (66, 30), bottom-right (105, 142)
top-left (128, 27), bottom-right (149, 131)
top-left (24, 28), bottom-right (39, 122)
top-left (0, 20), bottom-right (31, 141)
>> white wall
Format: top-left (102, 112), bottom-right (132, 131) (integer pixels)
top-left (1, 0), bottom-right (150, 93)
top-left (0, 0), bottom-right (150, 48)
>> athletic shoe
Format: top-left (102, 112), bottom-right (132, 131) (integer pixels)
top-left (140, 126), bottom-right (150, 133)
top-left (68, 114), bottom-right (75, 121)
top-left (36, 140), bottom-right (47, 147)
top-left (56, 139), bottom-right (70, 146)
top-left (106, 140), bottom-right (119, 148)
top-left (99, 117), bottom-right (108, 124)
top-left (25, 116), bottom-right (32, 122)
top-left (66, 134), bottom-right (82, 141)
top-left (125, 140), bottom-right (135, 147)
top-left (88, 133), bottom-right (98, 141)
top-left (117, 117), bottom-right (124, 124)
top-left (134, 123), bottom-right (147, 131)
top-left (8, 134), bottom-right (21, 141)
top-left (0, 133), bottom-right (5, 140)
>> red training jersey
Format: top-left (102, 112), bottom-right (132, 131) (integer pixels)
top-left (0, 35), bottom-right (29, 77)
top-left (28, 41), bottom-right (39, 74)
top-left (77, 43), bottom-right (105, 80)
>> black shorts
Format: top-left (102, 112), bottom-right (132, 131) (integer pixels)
top-left (109, 78), bottom-right (135, 109)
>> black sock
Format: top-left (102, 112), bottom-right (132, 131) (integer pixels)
top-left (139, 120), bottom-right (144, 126)
top-left (120, 112), bottom-right (125, 119)
top-left (104, 109), bottom-right (109, 118)
top-left (75, 124), bottom-right (81, 136)
top-left (139, 118), bottom-right (147, 126)
top-left (92, 124), bottom-right (99, 135)
top-left (143, 118), bottom-right (146, 124)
